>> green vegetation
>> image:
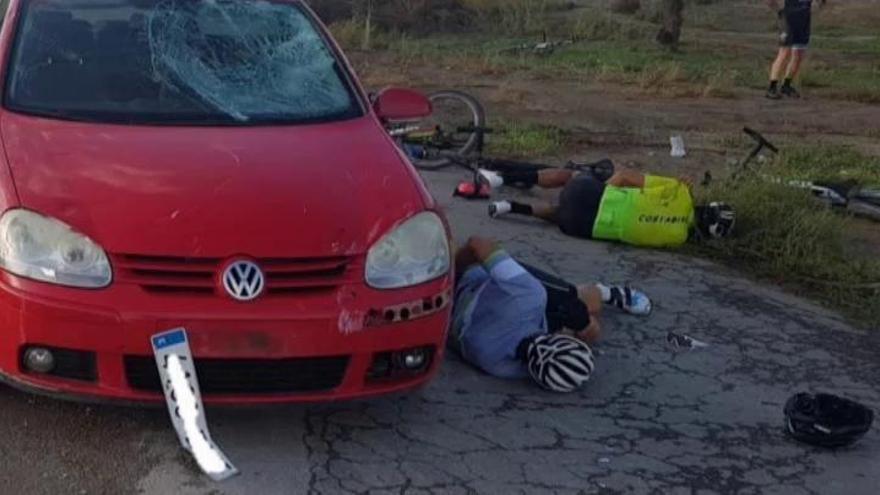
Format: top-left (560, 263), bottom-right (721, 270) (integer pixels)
top-left (331, 1), bottom-right (879, 103)
top-left (694, 145), bottom-right (880, 325)
top-left (774, 145), bottom-right (880, 186)
top-left (487, 122), bottom-right (566, 157)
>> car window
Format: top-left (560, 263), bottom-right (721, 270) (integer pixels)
top-left (4, 0), bottom-right (362, 125)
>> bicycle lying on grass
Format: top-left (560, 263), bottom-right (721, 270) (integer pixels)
top-left (731, 127), bottom-right (880, 222)
top-left (387, 90), bottom-right (486, 171)
top-left (388, 90), bottom-right (614, 179)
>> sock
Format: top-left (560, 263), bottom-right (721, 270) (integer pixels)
top-left (490, 201), bottom-right (512, 216)
top-left (769, 80), bottom-right (779, 91)
top-left (782, 78), bottom-right (792, 88)
top-left (596, 283), bottom-right (612, 303)
top-left (501, 170), bottom-right (540, 188)
top-left (510, 201), bottom-right (534, 216)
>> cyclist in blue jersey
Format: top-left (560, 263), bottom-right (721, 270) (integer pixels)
top-left (450, 236), bottom-right (652, 392)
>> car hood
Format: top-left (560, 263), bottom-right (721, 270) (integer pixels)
top-left (0, 113), bottom-right (429, 258)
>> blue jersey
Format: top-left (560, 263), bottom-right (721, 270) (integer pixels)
top-left (451, 250), bottom-right (547, 378)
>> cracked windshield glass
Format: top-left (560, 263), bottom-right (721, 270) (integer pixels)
top-left (5, 0), bottom-right (360, 124)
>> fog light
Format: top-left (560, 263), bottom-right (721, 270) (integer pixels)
top-left (24, 347), bottom-right (55, 374)
top-left (399, 349), bottom-right (427, 370)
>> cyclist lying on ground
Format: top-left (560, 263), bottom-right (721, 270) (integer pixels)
top-left (481, 164), bottom-right (736, 248)
top-left (451, 236), bottom-right (651, 392)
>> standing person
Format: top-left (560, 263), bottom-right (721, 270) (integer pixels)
top-left (766, 0), bottom-right (827, 100)
top-left (451, 236), bottom-right (651, 392)
top-left (481, 164), bottom-right (736, 248)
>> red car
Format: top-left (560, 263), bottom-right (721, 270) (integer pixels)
top-left (0, 0), bottom-right (453, 404)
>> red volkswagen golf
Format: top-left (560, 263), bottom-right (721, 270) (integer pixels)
top-left (0, 0), bottom-right (453, 403)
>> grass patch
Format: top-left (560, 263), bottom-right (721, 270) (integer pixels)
top-left (774, 145), bottom-right (880, 186)
top-left (375, 2), bottom-right (880, 103)
top-left (694, 146), bottom-right (880, 326)
top-left (487, 122), bottom-right (566, 157)
top-left (458, 0), bottom-right (567, 34)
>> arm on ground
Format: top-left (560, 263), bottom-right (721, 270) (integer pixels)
top-left (606, 167), bottom-right (647, 189)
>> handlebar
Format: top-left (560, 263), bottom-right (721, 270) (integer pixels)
top-left (743, 127), bottom-right (779, 154)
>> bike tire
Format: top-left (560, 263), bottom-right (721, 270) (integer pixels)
top-left (410, 90), bottom-right (486, 171)
top-left (853, 188), bottom-right (880, 205)
top-left (848, 200), bottom-right (880, 222)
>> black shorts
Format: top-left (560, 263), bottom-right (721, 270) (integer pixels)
top-left (780, 11), bottom-right (811, 48)
top-left (521, 264), bottom-right (591, 333)
top-left (558, 175), bottom-right (606, 239)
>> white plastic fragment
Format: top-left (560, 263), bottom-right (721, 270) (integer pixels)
top-left (670, 135), bottom-right (687, 158)
top-left (666, 332), bottom-right (709, 351)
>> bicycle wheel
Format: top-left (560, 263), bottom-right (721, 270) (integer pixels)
top-left (853, 187), bottom-right (880, 205)
top-left (409, 90), bottom-right (486, 171)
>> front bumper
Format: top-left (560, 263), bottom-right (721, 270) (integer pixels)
top-left (0, 273), bottom-right (452, 405)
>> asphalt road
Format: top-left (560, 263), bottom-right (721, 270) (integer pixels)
top-left (1, 168), bottom-right (878, 495)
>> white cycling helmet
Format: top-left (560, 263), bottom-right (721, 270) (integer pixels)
top-left (526, 334), bottom-right (595, 393)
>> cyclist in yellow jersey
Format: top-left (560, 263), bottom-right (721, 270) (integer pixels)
top-left (480, 164), bottom-right (735, 248)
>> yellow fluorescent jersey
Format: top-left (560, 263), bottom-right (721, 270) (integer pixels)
top-left (592, 175), bottom-right (694, 247)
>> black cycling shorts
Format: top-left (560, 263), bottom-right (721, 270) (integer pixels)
top-left (521, 263), bottom-right (591, 333)
top-left (558, 175), bottom-right (606, 239)
top-left (780, 10), bottom-right (811, 48)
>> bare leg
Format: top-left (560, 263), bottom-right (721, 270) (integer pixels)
top-left (785, 49), bottom-right (806, 80)
top-left (771, 47), bottom-right (792, 82)
top-left (577, 285), bottom-right (603, 315)
top-left (565, 284), bottom-right (602, 345)
top-left (531, 202), bottom-right (559, 223)
top-left (537, 169), bottom-right (575, 189)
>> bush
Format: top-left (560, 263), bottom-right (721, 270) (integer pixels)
top-left (310, 0), bottom-right (472, 34)
top-left (459, 0), bottom-right (556, 34)
top-left (610, 0), bottom-right (641, 14)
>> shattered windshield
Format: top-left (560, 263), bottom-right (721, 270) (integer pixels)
top-left (4, 0), bottom-right (361, 124)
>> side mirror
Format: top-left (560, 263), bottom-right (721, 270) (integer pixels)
top-left (373, 88), bottom-right (432, 122)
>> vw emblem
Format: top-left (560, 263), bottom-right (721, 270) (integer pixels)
top-left (222, 260), bottom-right (265, 301)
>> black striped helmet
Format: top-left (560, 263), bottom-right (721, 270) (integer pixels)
top-left (526, 335), bottom-right (594, 393)
top-left (697, 202), bottom-right (736, 239)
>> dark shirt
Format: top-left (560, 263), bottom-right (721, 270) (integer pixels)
top-left (784, 0), bottom-right (813, 15)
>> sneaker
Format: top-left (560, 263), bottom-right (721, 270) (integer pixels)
top-left (607, 286), bottom-right (652, 316)
top-left (488, 201), bottom-right (512, 218)
top-left (765, 87), bottom-right (782, 100)
top-left (477, 169), bottom-right (504, 189)
top-left (781, 84), bottom-right (801, 99)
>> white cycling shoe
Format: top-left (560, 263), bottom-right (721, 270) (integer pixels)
top-left (607, 286), bottom-right (653, 316)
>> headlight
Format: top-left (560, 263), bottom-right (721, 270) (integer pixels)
top-left (366, 212), bottom-right (450, 289)
top-left (0, 209), bottom-right (112, 288)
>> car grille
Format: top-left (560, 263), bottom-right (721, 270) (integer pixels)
top-left (113, 254), bottom-right (352, 296)
top-left (124, 355), bottom-right (350, 395)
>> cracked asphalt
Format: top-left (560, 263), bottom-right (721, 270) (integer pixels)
top-left (1, 168), bottom-right (878, 495)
